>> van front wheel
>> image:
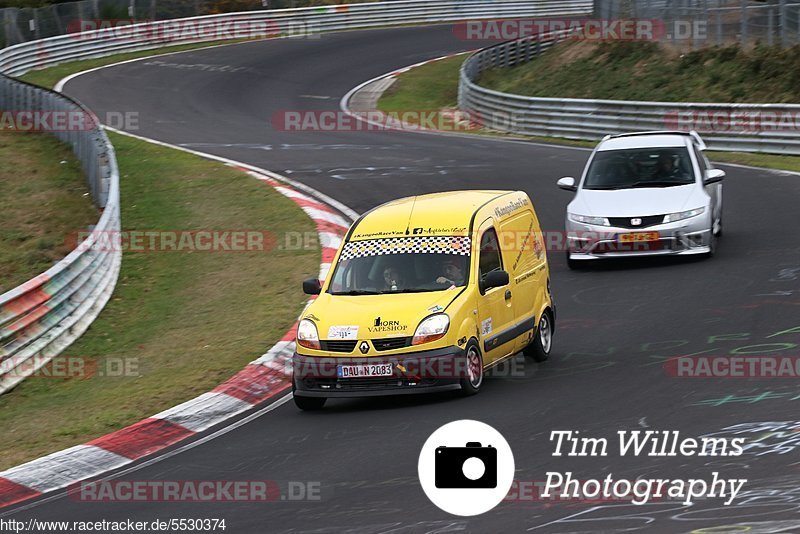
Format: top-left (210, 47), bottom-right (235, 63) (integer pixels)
top-left (524, 313), bottom-right (552, 362)
top-left (459, 340), bottom-right (484, 396)
top-left (294, 395), bottom-right (326, 410)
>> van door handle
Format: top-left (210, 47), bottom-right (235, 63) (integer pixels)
top-left (505, 290), bottom-right (512, 300)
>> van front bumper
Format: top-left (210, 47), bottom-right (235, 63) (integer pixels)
top-left (292, 346), bottom-right (466, 398)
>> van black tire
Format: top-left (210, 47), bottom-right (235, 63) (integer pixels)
top-left (459, 340), bottom-right (484, 396)
top-left (524, 312), bottom-right (553, 362)
top-left (294, 394), bottom-right (326, 411)
top-left (292, 381), bottom-right (326, 410)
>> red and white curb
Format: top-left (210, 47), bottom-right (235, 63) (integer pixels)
top-left (0, 138), bottom-right (354, 509)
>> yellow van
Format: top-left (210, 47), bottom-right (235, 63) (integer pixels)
top-left (292, 190), bottom-right (555, 410)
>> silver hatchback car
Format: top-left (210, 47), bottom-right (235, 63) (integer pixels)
top-left (557, 131), bottom-right (724, 269)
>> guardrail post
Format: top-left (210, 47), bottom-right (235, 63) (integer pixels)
top-left (701, 0), bottom-right (709, 49)
top-left (671, 0), bottom-right (679, 47)
top-left (767, 8), bottom-right (774, 46)
top-left (740, 0), bottom-right (747, 47)
top-left (779, 0), bottom-right (787, 48)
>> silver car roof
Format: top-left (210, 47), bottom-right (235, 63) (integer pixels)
top-left (597, 130), bottom-right (706, 151)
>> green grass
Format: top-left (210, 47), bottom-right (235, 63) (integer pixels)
top-left (478, 41), bottom-right (800, 104)
top-left (706, 151), bottom-right (800, 173)
top-left (0, 132), bottom-right (98, 294)
top-left (379, 54), bottom-right (466, 113)
top-left (378, 46), bottom-right (800, 172)
top-left (0, 131), bottom-right (319, 470)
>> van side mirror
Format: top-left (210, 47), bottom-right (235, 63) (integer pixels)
top-left (704, 169), bottom-right (725, 185)
top-left (480, 270), bottom-right (509, 293)
top-left (557, 176), bottom-right (577, 192)
top-left (303, 278), bottom-right (322, 295)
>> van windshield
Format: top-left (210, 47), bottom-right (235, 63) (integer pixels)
top-left (328, 236), bottom-right (471, 295)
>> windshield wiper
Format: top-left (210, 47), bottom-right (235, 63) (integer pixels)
top-left (629, 180), bottom-right (690, 188)
top-left (330, 290), bottom-right (381, 296)
top-left (584, 184), bottom-right (627, 190)
top-left (381, 288), bottom-right (432, 294)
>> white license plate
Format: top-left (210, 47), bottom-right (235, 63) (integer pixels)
top-left (338, 363), bottom-right (394, 379)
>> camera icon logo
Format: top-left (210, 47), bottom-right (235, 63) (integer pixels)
top-left (435, 442), bottom-right (497, 489)
top-left (418, 420), bottom-right (514, 516)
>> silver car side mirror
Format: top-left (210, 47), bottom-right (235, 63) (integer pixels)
top-left (704, 169), bottom-right (725, 185)
top-left (557, 176), bottom-right (577, 192)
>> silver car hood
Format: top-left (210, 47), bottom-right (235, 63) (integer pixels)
top-left (570, 184), bottom-right (701, 217)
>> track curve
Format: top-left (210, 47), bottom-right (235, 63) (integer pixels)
top-left (7, 25), bottom-right (800, 532)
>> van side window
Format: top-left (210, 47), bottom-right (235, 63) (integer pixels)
top-left (479, 228), bottom-right (503, 281)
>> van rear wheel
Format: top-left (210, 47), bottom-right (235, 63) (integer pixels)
top-left (459, 340), bottom-right (484, 396)
top-left (524, 312), bottom-right (552, 362)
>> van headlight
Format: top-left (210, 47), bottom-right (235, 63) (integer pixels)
top-left (568, 213), bottom-right (610, 226)
top-left (663, 207), bottom-right (705, 223)
top-left (297, 319), bottom-right (320, 350)
top-left (412, 314), bottom-right (450, 346)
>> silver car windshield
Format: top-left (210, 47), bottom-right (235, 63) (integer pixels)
top-left (328, 236), bottom-right (471, 295)
top-left (584, 147), bottom-right (694, 190)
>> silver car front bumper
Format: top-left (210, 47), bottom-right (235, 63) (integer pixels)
top-left (565, 218), bottom-right (712, 260)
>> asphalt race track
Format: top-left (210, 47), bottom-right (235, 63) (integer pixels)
top-left (7, 25), bottom-right (800, 532)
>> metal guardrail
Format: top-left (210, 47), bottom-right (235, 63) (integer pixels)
top-left (0, 76), bottom-right (121, 394)
top-left (0, 1), bottom-right (593, 393)
top-left (459, 35), bottom-right (800, 155)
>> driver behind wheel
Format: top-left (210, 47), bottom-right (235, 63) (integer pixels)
top-left (436, 257), bottom-right (466, 287)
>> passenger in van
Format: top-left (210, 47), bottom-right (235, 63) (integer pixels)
top-left (436, 257), bottom-right (466, 287)
top-left (382, 266), bottom-right (405, 291)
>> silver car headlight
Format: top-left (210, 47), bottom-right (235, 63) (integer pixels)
top-left (568, 213), bottom-right (610, 226)
top-left (662, 207), bottom-right (705, 224)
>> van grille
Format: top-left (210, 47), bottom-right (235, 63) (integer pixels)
top-left (320, 340), bottom-right (357, 353)
top-left (372, 337), bottom-right (412, 351)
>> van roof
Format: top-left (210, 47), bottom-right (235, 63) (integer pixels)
top-left (349, 190), bottom-right (519, 241)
